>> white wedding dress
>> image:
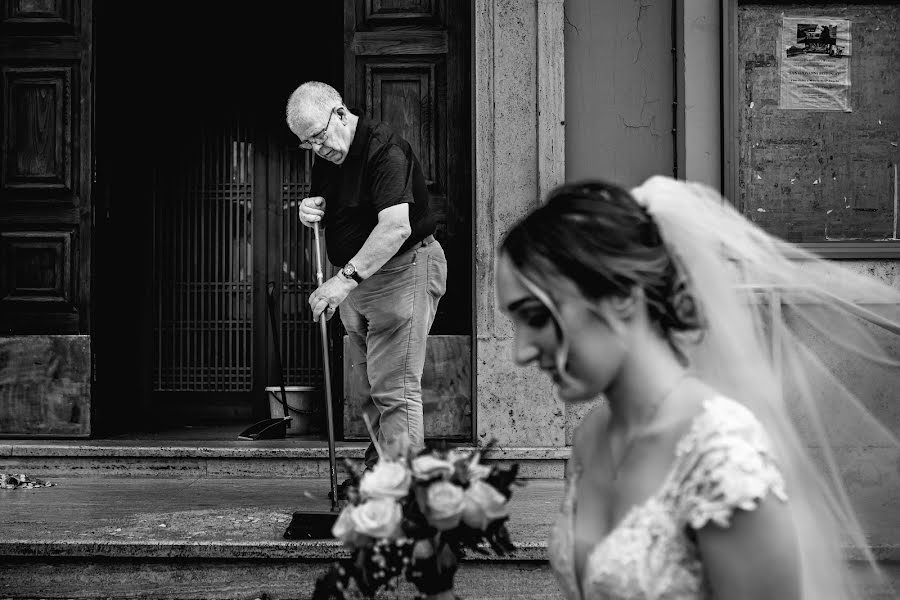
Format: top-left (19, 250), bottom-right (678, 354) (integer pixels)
top-left (547, 396), bottom-right (787, 600)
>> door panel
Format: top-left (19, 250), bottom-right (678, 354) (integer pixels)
top-left (0, 0), bottom-right (92, 436)
top-left (0, 0), bottom-right (90, 334)
top-left (345, 1), bottom-right (470, 329)
top-left (2, 66), bottom-right (73, 193)
top-left (0, 0), bottom-right (79, 34)
top-left (343, 0), bottom-right (471, 440)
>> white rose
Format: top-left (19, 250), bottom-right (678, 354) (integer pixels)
top-left (425, 480), bottom-right (466, 531)
top-left (411, 454), bottom-right (455, 481)
top-left (359, 460), bottom-right (411, 500)
top-left (350, 498), bottom-right (403, 539)
top-left (332, 505), bottom-right (364, 547)
top-left (461, 480), bottom-right (509, 530)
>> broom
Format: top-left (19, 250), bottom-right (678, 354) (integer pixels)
top-left (283, 221), bottom-right (341, 538)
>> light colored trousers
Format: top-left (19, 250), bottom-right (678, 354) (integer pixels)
top-left (339, 238), bottom-right (447, 468)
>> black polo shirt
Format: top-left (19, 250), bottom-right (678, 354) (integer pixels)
top-left (309, 113), bottom-right (436, 267)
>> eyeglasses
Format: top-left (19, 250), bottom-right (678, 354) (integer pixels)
top-left (298, 108), bottom-right (337, 150)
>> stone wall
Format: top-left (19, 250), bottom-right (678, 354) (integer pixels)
top-left (474, 0), bottom-right (566, 447)
top-left (0, 336), bottom-right (91, 437)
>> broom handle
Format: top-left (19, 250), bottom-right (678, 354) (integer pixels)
top-left (314, 222), bottom-right (340, 510)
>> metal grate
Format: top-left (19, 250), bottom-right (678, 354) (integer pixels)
top-left (153, 119), bottom-right (254, 392)
top-left (280, 149), bottom-right (326, 387)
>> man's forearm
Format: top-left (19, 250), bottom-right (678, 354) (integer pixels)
top-left (349, 220), bottom-right (411, 279)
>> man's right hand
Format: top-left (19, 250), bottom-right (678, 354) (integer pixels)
top-left (298, 196), bottom-right (326, 228)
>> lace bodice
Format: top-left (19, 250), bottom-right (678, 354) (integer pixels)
top-left (547, 396), bottom-right (787, 600)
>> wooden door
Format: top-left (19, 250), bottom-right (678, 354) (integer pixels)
top-left (0, 0), bottom-right (93, 436)
top-left (343, 0), bottom-right (472, 440)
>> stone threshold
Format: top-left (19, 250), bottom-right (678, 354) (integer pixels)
top-left (3, 539), bottom-right (897, 563)
top-left (0, 539), bottom-right (550, 562)
top-left (0, 441), bottom-right (570, 460)
top-left (0, 443), bottom-right (570, 479)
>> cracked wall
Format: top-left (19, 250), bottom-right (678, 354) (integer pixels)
top-left (564, 0), bottom-right (675, 186)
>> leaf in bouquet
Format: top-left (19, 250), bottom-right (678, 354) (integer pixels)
top-left (341, 458), bottom-right (366, 488)
top-left (361, 413), bottom-right (385, 464)
top-left (412, 482), bottom-right (432, 518)
top-left (440, 523), bottom-right (485, 558)
top-left (400, 488), bottom-right (435, 540)
top-left (401, 516), bottom-right (433, 540)
top-left (465, 539), bottom-right (491, 556)
top-left (485, 463), bottom-right (521, 500)
top-left (485, 519), bottom-right (517, 556)
top-left (450, 459), bottom-right (470, 488)
top-left (479, 438), bottom-right (500, 453)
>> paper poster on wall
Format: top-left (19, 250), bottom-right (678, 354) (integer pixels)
top-left (779, 16), bottom-right (852, 111)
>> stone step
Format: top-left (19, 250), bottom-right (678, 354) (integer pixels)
top-left (0, 441), bottom-right (568, 480)
top-left (0, 476), bottom-right (560, 599)
top-left (1, 477), bottom-right (897, 599)
top-left (2, 558), bottom-right (560, 599)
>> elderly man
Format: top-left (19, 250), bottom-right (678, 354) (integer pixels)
top-left (286, 81), bottom-right (447, 489)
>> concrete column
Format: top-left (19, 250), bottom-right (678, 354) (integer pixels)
top-left (474, 0), bottom-right (566, 447)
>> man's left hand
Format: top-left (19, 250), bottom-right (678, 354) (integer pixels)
top-left (309, 275), bottom-right (356, 322)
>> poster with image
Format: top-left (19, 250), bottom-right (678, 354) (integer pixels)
top-left (779, 16), bottom-right (852, 111)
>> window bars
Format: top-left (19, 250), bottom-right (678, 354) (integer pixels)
top-left (152, 120), bottom-right (254, 392)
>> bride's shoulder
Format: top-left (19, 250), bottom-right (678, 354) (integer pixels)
top-left (672, 393), bottom-right (787, 529)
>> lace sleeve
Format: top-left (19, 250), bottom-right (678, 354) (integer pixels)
top-left (674, 396), bottom-right (788, 530)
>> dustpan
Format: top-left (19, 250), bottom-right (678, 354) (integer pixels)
top-left (236, 416), bottom-right (290, 441)
top-left (238, 282), bottom-right (293, 441)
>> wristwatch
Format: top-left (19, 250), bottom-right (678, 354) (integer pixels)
top-left (340, 262), bottom-right (363, 284)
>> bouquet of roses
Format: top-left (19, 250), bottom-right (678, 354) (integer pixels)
top-left (312, 436), bottom-right (520, 600)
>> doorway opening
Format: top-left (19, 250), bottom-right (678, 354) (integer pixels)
top-left (94, 2), bottom-right (343, 436)
top-left (93, 2), bottom-right (473, 441)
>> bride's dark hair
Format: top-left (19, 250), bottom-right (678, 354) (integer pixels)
top-left (500, 181), bottom-right (702, 339)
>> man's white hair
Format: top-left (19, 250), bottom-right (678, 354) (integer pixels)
top-left (286, 81), bottom-right (344, 134)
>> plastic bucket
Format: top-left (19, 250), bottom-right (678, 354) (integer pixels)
top-left (266, 386), bottom-right (323, 436)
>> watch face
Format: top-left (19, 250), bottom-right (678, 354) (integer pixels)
top-left (341, 263), bottom-right (361, 283)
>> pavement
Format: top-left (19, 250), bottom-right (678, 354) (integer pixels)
top-left (0, 476), bottom-right (564, 560)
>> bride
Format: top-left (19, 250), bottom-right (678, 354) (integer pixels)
top-left (493, 176), bottom-right (899, 599)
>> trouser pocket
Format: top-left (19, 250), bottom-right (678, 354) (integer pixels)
top-left (426, 247), bottom-right (447, 300)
